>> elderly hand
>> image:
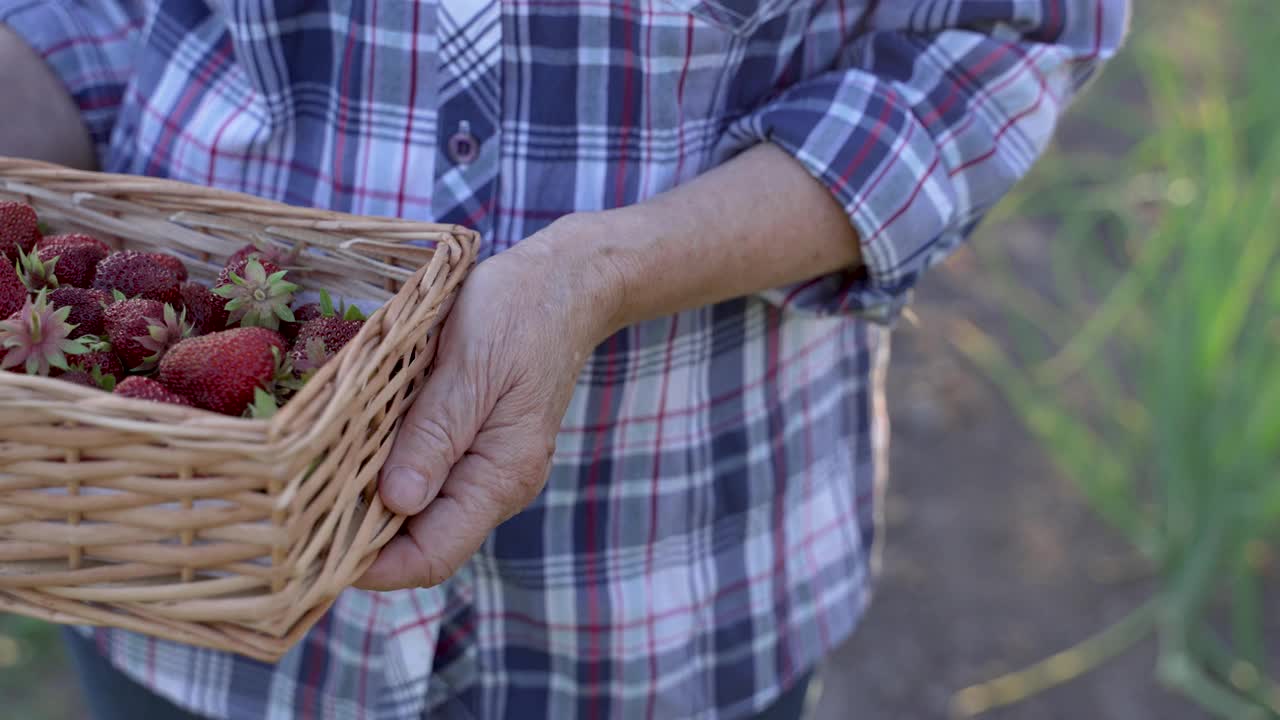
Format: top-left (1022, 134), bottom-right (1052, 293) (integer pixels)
top-left (355, 143), bottom-right (863, 591)
top-left (354, 217), bottom-right (621, 591)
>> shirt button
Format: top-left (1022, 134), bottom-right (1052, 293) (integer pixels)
top-left (447, 121), bottom-right (479, 165)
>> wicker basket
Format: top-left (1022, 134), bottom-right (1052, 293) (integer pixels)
top-left (0, 157), bottom-right (478, 662)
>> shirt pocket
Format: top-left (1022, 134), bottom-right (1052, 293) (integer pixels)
top-left (659, 0), bottom-right (815, 36)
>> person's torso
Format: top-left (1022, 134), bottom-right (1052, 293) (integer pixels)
top-left (91, 4), bottom-right (889, 718)
top-left (107, 0), bottom-right (864, 251)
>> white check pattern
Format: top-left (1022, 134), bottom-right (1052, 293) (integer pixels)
top-left (0, 1), bottom-right (1129, 717)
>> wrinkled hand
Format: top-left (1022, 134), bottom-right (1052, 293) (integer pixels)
top-left (355, 219), bottom-right (620, 591)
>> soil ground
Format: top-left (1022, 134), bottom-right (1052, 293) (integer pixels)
top-left (809, 251), bottom-right (1203, 719)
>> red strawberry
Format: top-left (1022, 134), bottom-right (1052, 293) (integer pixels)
top-left (159, 327), bottom-right (287, 416)
top-left (148, 253), bottom-right (189, 282)
top-left (225, 244), bottom-right (260, 269)
top-left (179, 281), bottom-right (230, 334)
top-left (216, 254), bottom-right (283, 288)
top-left (134, 302), bottom-right (194, 369)
top-left (281, 303), bottom-right (322, 343)
top-left (66, 345), bottom-right (124, 382)
top-left (115, 376), bottom-right (193, 407)
top-left (39, 233), bottom-right (110, 256)
top-left (25, 237), bottom-right (111, 288)
top-left (0, 259), bottom-right (24, 320)
top-left (59, 370), bottom-right (97, 389)
top-left (212, 257), bottom-right (298, 331)
top-left (226, 242), bottom-right (295, 271)
top-left (294, 303), bottom-right (323, 324)
top-left (0, 202), bottom-right (40, 262)
top-left (103, 298), bottom-right (165, 370)
top-left (288, 316), bottom-right (362, 375)
top-left (49, 287), bottom-right (110, 338)
top-left (93, 250), bottom-right (181, 305)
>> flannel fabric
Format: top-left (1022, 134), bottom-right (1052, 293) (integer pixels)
top-left (0, 1), bottom-right (1128, 718)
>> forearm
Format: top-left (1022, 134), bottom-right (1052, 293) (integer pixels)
top-left (0, 24), bottom-right (96, 169)
top-left (540, 142), bottom-right (862, 338)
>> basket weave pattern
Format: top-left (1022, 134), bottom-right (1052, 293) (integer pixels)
top-left (0, 158), bottom-right (478, 662)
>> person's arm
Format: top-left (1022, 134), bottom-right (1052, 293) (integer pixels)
top-left (357, 0), bottom-right (1132, 591)
top-left (708, 0), bottom-right (1135, 324)
top-left (0, 2), bottom-right (143, 168)
top-left (355, 143), bottom-right (862, 592)
top-left (0, 25), bottom-right (96, 168)
top-left (565, 142), bottom-right (864, 336)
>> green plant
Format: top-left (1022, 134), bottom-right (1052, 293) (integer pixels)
top-left (949, 2), bottom-right (1280, 717)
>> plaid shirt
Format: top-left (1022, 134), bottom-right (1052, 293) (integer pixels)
top-left (1, 0), bottom-right (1127, 717)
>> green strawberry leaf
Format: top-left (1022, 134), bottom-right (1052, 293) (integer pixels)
top-left (248, 387), bottom-right (278, 419)
top-left (318, 289), bottom-right (335, 317)
top-left (277, 375), bottom-right (306, 393)
top-left (245, 259), bottom-right (268, 286)
top-left (60, 338), bottom-right (90, 355)
top-left (89, 365), bottom-right (116, 392)
top-left (85, 336), bottom-right (112, 352)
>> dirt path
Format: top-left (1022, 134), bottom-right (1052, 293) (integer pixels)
top-left (810, 259), bottom-right (1205, 719)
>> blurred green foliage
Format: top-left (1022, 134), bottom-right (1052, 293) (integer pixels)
top-left (0, 613), bottom-right (80, 719)
top-left (952, 0), bottom-right (1280, 717)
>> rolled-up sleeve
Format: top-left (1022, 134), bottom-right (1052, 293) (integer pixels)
top-left (717, 0), bottom-right (1131, 323)
top-left (0, 1), bottom-right (143, 163)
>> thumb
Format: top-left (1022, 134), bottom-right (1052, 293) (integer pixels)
top-left (379, 356), bottom-right (487, 516)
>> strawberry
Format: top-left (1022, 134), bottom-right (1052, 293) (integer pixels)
top-left (0, 289), bottom-right (92, 375)
top-left (281, 303), bottom-right (321, 343)
top-left (216, 254), bottom-right (283, 287)
top-left (102, 298), bottom-right (164, 370)
top-left (39, 233), bottom-right (110, 256)
top-left (226, 242), bottom-right (296, 271)
top-left (179, 281), bottom-right (230, 335)
top-left (293, 303), bottom-right (323, 324)
top-left (134, 302), bottom-right (194, 369)
top-left (93, 250), bottom-right (181, 305)
top-left (66, 343), bottom-right (124, 384)
top-left (48, 287), bottom-right (110, 338)
top-left (225, 243), bottom-right (261, 269)
top-left (115, 376), bottom-right (193, 407)
top-left (148, 253), bottom-right (189, 282)
top-left (0, 258), bottom-right (25, 320)
top-left (212, 257), bottom-right (298, 331)
top-left (0, 202), bottom-right (40, 262)
top-left (24, 236), bottom-right (111, 288)
top-left (288, 317), bottom-right (362, 375)
top-left (159, 327), bottom-right (287, 416)
top-left (287, 290), bottom-right (365, 376)
top-left (59, 370), bottom-right (97, 389)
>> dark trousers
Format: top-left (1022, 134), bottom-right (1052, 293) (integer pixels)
top-left (64, 628), bottom-right (814, 720)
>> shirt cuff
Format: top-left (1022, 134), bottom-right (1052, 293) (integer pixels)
top-left (714, 70), bottom-right (962, 325)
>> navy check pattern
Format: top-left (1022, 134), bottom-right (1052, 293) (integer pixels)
top-left (0, 1), bottom-right (1128, 717)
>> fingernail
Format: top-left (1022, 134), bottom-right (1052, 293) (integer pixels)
top-left (383, 467), bottom-right (427, 513)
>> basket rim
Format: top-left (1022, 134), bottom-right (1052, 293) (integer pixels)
top-left (0, 156), bottom-right (481, 432)
top-left (0, 156), bottom-right (480, 235)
